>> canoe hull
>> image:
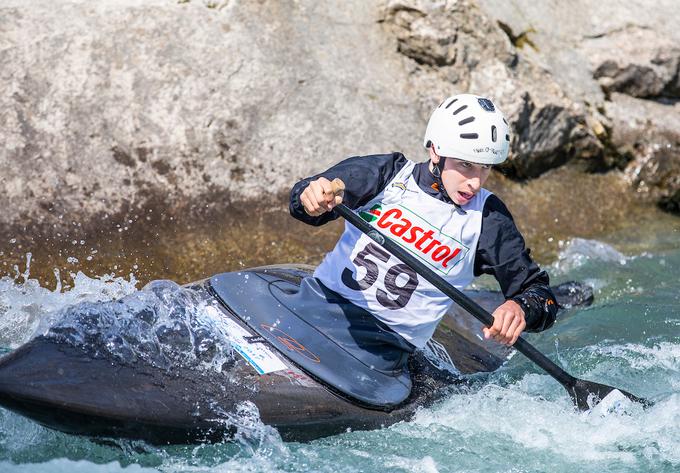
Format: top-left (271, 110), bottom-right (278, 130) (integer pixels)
top-left (0, 265), bottom-right (591, 443)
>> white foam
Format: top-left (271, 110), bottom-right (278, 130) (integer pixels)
top-left (0, 459), bottom-right (153, 473)
top-left (588, 390), bottom-right (635, 418)
top-left (586, 342), bottom-right (680, 372)
top-left (383, 455), bottom-right (439, 473)
top-left (402, 376), bottom-right (678, 467)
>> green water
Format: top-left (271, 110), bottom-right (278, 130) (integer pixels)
top-left (0, 235), bottom-right (679, 472)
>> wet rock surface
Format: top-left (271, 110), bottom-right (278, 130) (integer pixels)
top-left (586, 28), bottom-right (680, 100)
top-left (1, 0), bottom-right (680, 244)
top-left (4, 165), bottom-right (680, 291)
top-left (606, 94), bottom-right (680, 213)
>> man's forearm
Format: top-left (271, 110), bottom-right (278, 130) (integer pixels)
top-left (289, 153), bottom-right (409, 226)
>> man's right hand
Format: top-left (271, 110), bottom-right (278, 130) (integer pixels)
top-left (300, 177), bottom-right (344, 216)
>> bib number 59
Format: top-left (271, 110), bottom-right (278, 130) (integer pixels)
top-left (341, 242), bottom-right (418, 310)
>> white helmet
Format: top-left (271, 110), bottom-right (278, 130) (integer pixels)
top-left (423, 94), bottom-right (510, 165)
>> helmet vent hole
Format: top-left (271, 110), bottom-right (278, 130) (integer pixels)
top-left (453, 105), bottom-right (468, 115)
top-left (445, 98), bottom-right (459, 109)
top-left (458, 116), bottom-right (475, 126)
top-left (491, 125), bottom-right (497, 142)
top-left (505, 134), bottom-right (510, 141)
top-left (460, 133), bottom-right (478, 139)
top-left (503, 118), bottom-right (508, 125)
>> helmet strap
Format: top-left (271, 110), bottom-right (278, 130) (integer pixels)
top-left (431, 162), bottom-right (441, 178)
top-left (431, 156), bottom-right (452, 203)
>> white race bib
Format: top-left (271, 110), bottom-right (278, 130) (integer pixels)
top-left (315, 160), bottom-right (490, 348)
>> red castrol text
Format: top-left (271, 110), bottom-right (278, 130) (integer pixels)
top-left (374, 207), bottom-right (463, 269)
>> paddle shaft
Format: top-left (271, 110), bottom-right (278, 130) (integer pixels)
top-left (332, 202), bottom-right (578, 390)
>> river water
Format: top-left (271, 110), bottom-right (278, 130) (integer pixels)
top-left (0, 204), bottom-right (679, 472)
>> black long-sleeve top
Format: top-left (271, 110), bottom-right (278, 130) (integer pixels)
top-left (289, 152), bottom-right (558, 332)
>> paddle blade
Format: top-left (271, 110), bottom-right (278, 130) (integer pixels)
top-left (567, 379), bottom-right (653, 411)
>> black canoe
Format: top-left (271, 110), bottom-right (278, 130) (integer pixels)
top-left (0, 265), bottom-right (592, 443)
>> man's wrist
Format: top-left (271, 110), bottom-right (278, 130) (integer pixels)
top-left (510, 295), bottom-right (530, 317)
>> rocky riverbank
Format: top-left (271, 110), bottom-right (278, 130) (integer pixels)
top-left (1, 0), bottom-right (679, 255)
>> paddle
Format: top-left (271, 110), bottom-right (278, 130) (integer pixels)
top-left (327, 178), bottom-right (651, 410)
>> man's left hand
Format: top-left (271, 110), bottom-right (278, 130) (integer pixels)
top-left (483, 300), bottom-right (526, 346)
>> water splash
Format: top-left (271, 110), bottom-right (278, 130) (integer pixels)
top-left (0, 254), bottom-right (246, 373)
top-left (403, 376), bottom-right (678, 470)
top-left (0, 254), bottom-right (138, 349)
top-left (553, 238), bottom-right (628, 273)
top-left (44, 280), bottom-right (238, 372)
top-left (0, 459), bottom-right (155, 473)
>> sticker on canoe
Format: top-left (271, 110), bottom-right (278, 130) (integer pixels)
top-left (260, 323), bottom-right (321, 363)
top-left (207, 306), bottom-right (287, 375)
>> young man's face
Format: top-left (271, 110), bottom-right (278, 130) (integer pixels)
top-left (430, 147), bottom-right (492, 206)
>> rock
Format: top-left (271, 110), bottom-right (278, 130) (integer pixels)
top-left (476, 0), bottom-right (680, 103)
top-left (475, 0), bottom-right (680, 201)
top-left (606, 93), bottom-right (680, 212)
top-left (585, 27), bottom-right (680, 99)
top-left (382, 1), bottom-right (458, 67)
top-left (380, 0), bottom-right (601, 178)
top-left (2, 0), bottom-right (680, 236)
top-left (0, 0), bottom-right (426, 232)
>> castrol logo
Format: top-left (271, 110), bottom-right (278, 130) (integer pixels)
top-left (360, 203), bottom-right (468, 275)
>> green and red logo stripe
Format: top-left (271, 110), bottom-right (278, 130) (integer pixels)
top-left (359, 204), bottom-right (382, 223)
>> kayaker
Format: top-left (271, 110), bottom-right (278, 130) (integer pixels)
top-left (289, 93), bottom-right (558, 365)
